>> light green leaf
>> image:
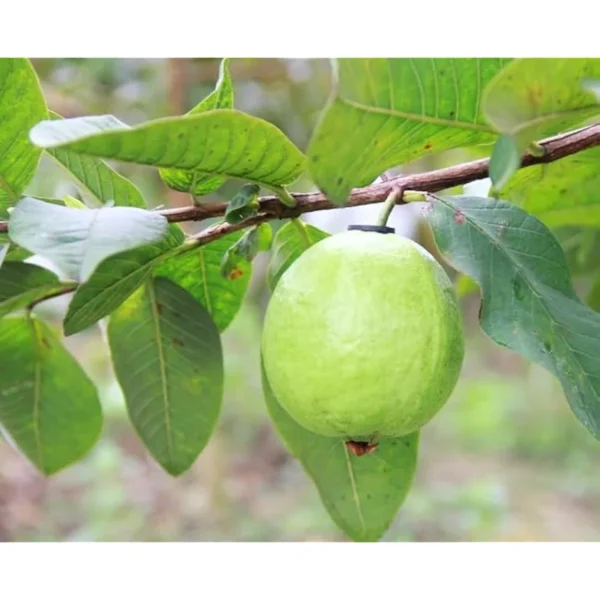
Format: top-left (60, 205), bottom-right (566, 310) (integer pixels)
top-left (30, 110), bottom-right (305, 189)
top-left (0, 315), bottom-right (103, 474)
top-left (307, 58), bottom-right (510, 203)
top-left (454, 273), bottom-right (480, 298)
top-left (425, 194), bottom-right (600, 439)
top-left (108, 277), bottom-right (224, 475)
top-left (502, 148), bottom-right (600, 227)
top-left (155, 231), bottom-right (251, 331)
top-left (268, 219), bottom-right (329, 290)
top-left (160, 58), bottom-right (233, 195)
top-left (45, 111), bottom-right (145, 208)
top-left (262, 358), bottom-right (419, 542)
top-left (489, 134), bottom-right (521, 190)
top-left (63, 225), bottom-right (185, 336)
top-left (0, 262), bottom-right (75, 318)
top-left (0, 59), bottom-right (47, 217)
top-left (588, 278), bottom-right (600, 312)
top-left (8, 197), bottom-right (168, 281)
top-left (483, 59), bottom-right (600, 145)
top-left (0, 234), bottom-right (31, 262)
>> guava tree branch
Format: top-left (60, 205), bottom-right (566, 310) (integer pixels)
top-left (0, 123), bottom-right (599, 240)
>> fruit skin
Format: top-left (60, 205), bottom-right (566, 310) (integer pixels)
top-left (261, 230), bottom-right (465, 441)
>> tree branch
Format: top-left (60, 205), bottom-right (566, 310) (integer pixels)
top-left (1, 124), bottom-right (599, 241)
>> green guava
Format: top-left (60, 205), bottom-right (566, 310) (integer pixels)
top-left (261, 229), bottom-right (465, 442)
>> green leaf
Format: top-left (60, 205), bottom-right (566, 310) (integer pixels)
top-left (8, 197), bottom-right (169, 281)
top-left (262, 358), bottom-right (419, 542)
top-left (483, 59), bottom-right (600, 145)
top-left (159, 58), bottom-right (234, 195)
top-left (30, 110), bottom-right (305, 189)
top-left (588, 278), bottom-right (600, 312)
top-left (108, 277), bottom-right (224, 475)
top-left (63, 225), bottom-right (185, 336)
top-left (0, 262), bottom-right (75, 318)
top-left (489, 134), bottom-right (521, 190)
top-left (0, 59), bottom-right (47, 217)
top-left (0, 315), bottom-right (103, 474)
top-left (62, 194), bottom-right (87, 209)
top-left (0, 243), bottom-right (8, 267)
top-left (0, 234), bottom-right (31, 262)
top-left (502, 148), bottom-right (600, 227)
top-left (307, 58), bottom-right (509, 203)
top-left (224, 183), bottom-right (260, 224)
top-left (45, 111), bottom-right (146, 208)
top-left (425, 194), bottom-right (600, 439)
top-left (454, 273), bottom-right (480, 298)
top-left (267, 219), bottom-right (329, 290)
top-left (155, 232), bottom-right (251, 331)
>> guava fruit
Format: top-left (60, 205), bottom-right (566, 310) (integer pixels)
top-left (261, 227), bottom-right (465, 443)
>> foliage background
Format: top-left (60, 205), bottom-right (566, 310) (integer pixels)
top-left (2, 58), bottom-right (600, 542)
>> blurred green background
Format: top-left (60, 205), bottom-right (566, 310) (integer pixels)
top-left (2, 58), bottom-right (600, 542)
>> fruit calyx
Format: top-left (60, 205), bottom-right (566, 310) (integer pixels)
top-left (345, 440), bottom-right (379, 457)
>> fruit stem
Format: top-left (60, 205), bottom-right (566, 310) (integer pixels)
top-left (376, 188), bottom-right (403, 227)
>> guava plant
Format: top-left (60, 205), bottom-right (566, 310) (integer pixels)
top-left (0, 57), bottom-right (599, 542)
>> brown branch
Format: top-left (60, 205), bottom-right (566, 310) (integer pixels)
top-left (1, 124), bottom-right (599, 240)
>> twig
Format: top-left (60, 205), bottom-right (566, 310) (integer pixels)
top-left (0, 124), bottom-right (599, 239)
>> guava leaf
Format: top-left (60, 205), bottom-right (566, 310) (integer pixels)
top-left (588, 278), bottom-right (600, 312)
top-left (425, 194), bottom-right (600, 439)
top-left (0, 262), bottom-right (75, 319)
top-left (307, 58), bottom-right (510, 204)
top-left (29, 110), bottom-right (305, 190)
top-left (0, 59), bottom-right (47, 217)
top-left (159, 58), bottom-right (233, 195)
top-left (261, 358), bottom-right (419, 542)
top-left (267, 219), bottom-right (329, 290)
top-left (63, 225), bottom-right (185, 336)
top-left (155, 231), bottom-right (251, 331)
top-left (108, 277), bottom-right (224, 476)
top-left (489, 134), bottom-right (521, 190)
top-left (0, 234), bottom-right (30, 262)
top-left (483, 59), bottom-right (600, 146)
top-left (45, 111), bottom-right (146, 208)
top-left (0, 243), bottom-right (8, 268)
top-left (224, 183), bottom-right (260, 224)
top-left (0, 315), bottom-right (103, 474)
top-left (502, 148), bottom-right (600, 227)
top-left (8, 197), bottom-right (169, 281)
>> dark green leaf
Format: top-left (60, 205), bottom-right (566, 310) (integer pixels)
top-left (425, 194), bottom-right (600, 438)
top-left (156, 232), bottom-right (251, 331)
top-left (268, 219), bottom-right (329, 290)
top-left (8, 197), bottom-right (168, 281)
top-left (502, 148), bottom-right (600, 227)
top-left (489, 134), bottom-right (521, 190)
top-left (160, 58), bottom-right (233, 195)
top-left (30, 110), bottom-right (305, 189)
top-left (63, 225), bottom-right (185, 336)
top-left (224, 183), bottom-right (260, 224)
top-left (483, 59), bottom-right (600, 145)
top-left (108, 277), bottom-right (224, 476)
top-left (262, 358), bottom-right (419, 542)
top-left (0, 315), bottom-right (103, 474)
top-left (0, 59), bottom-right (47, 217)
top-left (0, 262), bottom-right (75, 318)
top-left (46, 111), bottom-right (146, 208)
top-left (308, 58), bottom-right (509, 203)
